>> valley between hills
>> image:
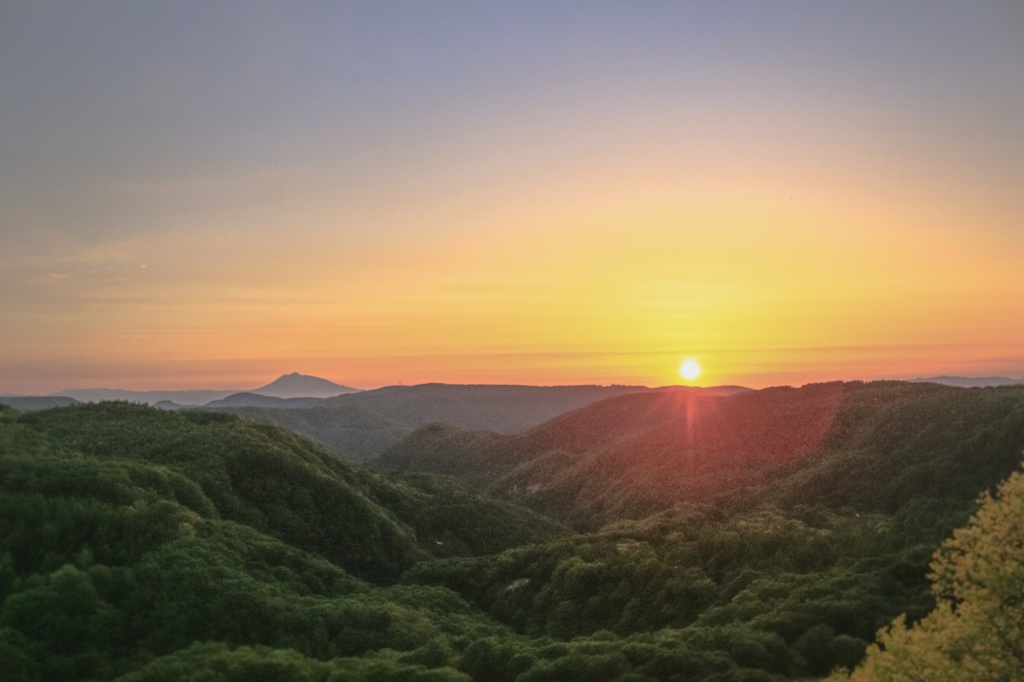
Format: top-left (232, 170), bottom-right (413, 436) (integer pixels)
top-left (2, 379), bottom-right (1023, 680)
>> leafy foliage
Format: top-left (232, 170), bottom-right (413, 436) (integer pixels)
top-left (17, 402), bottom-right (423, 582)
top-left (0, 404), bottom-right (551, 680)
top-left (403, 503), bottom-right (935, 676)
top-left (2, 382), bottom-right (1024, 680)
top-left (828, 466), bottom-right (1024, 681)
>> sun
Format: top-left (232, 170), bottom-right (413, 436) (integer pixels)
top-left (679, 358), bottom-right (701, 381)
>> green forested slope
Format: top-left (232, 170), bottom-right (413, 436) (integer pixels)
top-left (16, 403), bottom-right (566, 577)
top-left (15, 402), bottom-right (419, 582)
top-left (828, 465), bottom-right (1024, 681)
top-left (378, 382), bottom-right (1024, 529)
top-left (385, 382), bottom-right (1024, 677)
top-left (3, 383), bottom-right (1023, 681)
top-left (0, 403), bottom-right (565, 681)
top-left (402, 502), bottom-right (937, 677)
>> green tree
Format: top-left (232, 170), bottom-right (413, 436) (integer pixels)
top-left (830, 463), bottom-right (1024, 681)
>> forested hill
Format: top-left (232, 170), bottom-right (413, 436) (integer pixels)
top-left (0, 396), bottom-right (82, 411)
top-left (376, 381), bottom-right (1024, 528)
top-left (4, 385), bottom-right (1024, 681)
top-left (212, 383), bottom-right (673, 461)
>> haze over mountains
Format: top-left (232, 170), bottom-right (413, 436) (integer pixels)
top-left (911, 375), bottom-right (1024, 388)
top-left (47, 372), bottom-right (361, 405)
top-left (0, 396), bottom-right (82, 411)
top-left (212, 383), bottom-right (704, 461)
top-left (6, 371), bottom-right (1016, 410)
top-left (5, 373), bottom-right (1021, 464)
top-left (4, 374), bottom-right (748, 460)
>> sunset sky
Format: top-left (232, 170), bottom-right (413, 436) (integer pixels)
top-left (2, 1), bottom-right (1022, 393)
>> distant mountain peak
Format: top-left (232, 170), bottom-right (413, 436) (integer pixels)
top-left (254, 373), bottom-right (361, 399)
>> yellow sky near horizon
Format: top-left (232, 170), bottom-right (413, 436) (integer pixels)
top-left (8, 180), bottom-right (1022, 392)
top-left (2, 3), bottom-right (1022, 394)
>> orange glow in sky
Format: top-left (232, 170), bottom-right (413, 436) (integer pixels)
top-left (1, 3), bottom-right (1022, 394)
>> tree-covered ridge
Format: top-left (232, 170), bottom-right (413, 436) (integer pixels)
top-left (829, 465), bottom-right (1024, 681)
top-left (1, 402), bottom-right (831, 681)
top-left (0, 405), bottom-right (478, 680)
top-left (377, 382), bottom-right (1024, 529)
top-left (402, 502), bottom-right (939, 677)
top-left (2, 383), bottom-right (1024, 681)
top-left (212, 383), bottom-right (662, 461)
top-left (14, 403), bottom-right (417, 583)
top-left (17, 402), bottom-right (566, 579)
top-left (0, 403), bottom-right (573, 680)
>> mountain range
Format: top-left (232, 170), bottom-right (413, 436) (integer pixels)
top-left (3, 379), bottom-right (749, 462)
top-left (47, 372), bottom-right (361, 405)
top-left (375, 380), bottom-right (1024, 528)
top-left (210, 383), bottom-right (748, 460)
top-left (3, 379), bottom-right (1023, 679)
top-left (7, 371), bottom-right (1017, 407)
top-left (0, 395), bottom-right (82, 410)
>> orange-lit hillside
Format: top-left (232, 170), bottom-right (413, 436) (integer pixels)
top-left (378, 381), bottom-right (1024, 528)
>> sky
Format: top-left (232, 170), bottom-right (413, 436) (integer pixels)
top-left (1, 1), bottom-right (1022, 393)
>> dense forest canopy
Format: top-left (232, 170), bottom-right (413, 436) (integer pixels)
top-left (829, 465), bottom-right (1024, 681)
top-left (1, 381), bottom-right (1023, 680)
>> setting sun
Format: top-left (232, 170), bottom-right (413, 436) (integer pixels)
top-left (679, 359), bottom-right (702, 381)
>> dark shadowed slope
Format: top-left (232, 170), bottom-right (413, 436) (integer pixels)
top-left (13, 403), bottom-right (565, 581)
top-left (0, 402), bottom-right (558, 680)
top-left (377, 381), bottom-right (1024, 528)
top-left (213, 383), bottom-right (675, 460)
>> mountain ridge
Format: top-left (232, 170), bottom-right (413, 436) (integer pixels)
top-left (50, 372), bottom-right (360, 405)
top-left (5, 379), bottom-right (1024, 679)
top-left (376, 381), bottom-right (1024, 527)
top-left (211, 383), bottom-right (671, 460)
top-left (911, 375), bottom-right (1024, 388)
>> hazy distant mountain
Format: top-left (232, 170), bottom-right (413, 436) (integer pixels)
top-left (0, 396), bottom-right (81, 410)
top-left (56, 388), bottom-right (240, 405)
top-left (377, 383), bottom-right (843, 498)
top-left (54, 372), bottom-right (358, 405)
top-left (212, 383), bottom-right (666, 460)
top-left (252, 372), bottom-right (360, 399)
top-left (314, 383), bottom-right (660, 431)
top-left (203, 392), bottom-right (325, 409)
top-left (912, 375), bottom-right (1024, 388)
